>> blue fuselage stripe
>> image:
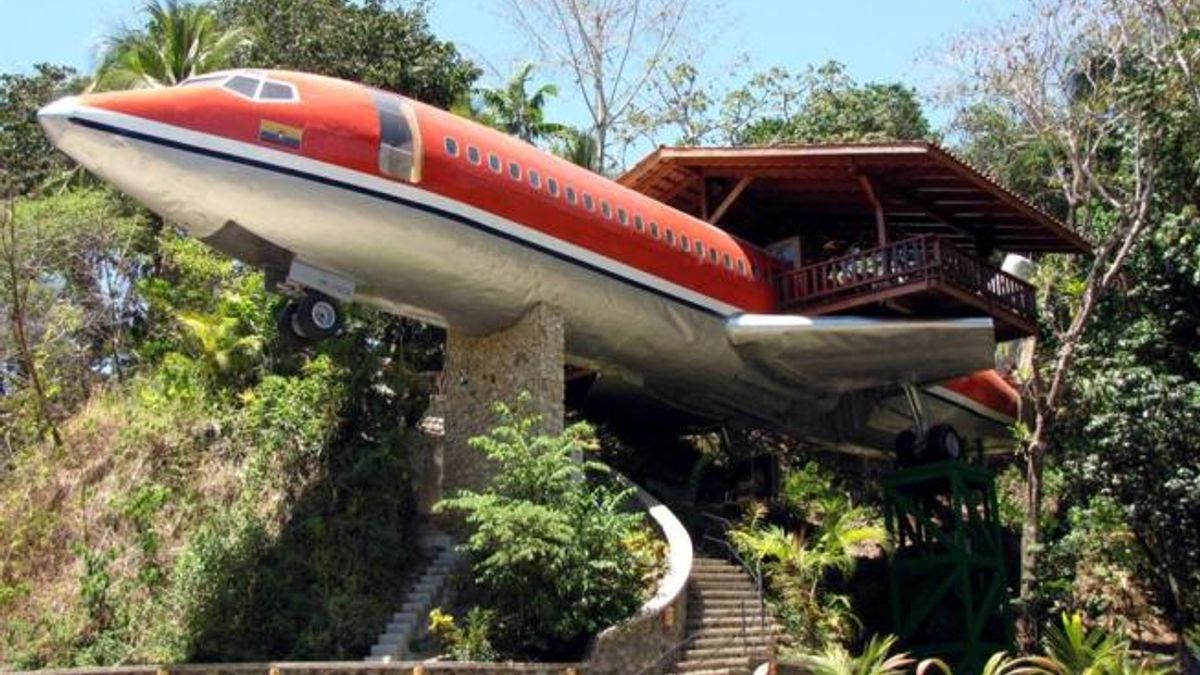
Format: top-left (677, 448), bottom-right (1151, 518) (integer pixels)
top-left (68, 115), bottom-right (727, 319)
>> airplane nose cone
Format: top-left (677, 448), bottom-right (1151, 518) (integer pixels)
top-left (38, 95), bottom-right (79, 146)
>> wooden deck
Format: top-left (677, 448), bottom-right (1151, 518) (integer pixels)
top-left (775, 235), bottom-right (1037, 341)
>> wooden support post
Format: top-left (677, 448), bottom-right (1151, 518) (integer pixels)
top-left (857, 172), bottom-right (887, 246)
top-left (699, 173), bottom-right (709, 221)
top-left (707, 175), bottom-right (754, 226)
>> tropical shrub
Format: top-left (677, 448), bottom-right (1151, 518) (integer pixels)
top-left (728, 461), bottom-right (888, 648)
top-left (435, 399), bottom-right (657, 660)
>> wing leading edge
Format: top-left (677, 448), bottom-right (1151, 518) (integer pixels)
top-left (726, 314), bottom-right (996, 394)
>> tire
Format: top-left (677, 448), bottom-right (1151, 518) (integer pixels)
top-left (895, 429), bottom-right (919, 467)
top-left (276, 302), bottom-right (313, 349)
top-left (293, 293), bottom-right (342, 341)
top-left (927, 424), bottom-right (963, 461)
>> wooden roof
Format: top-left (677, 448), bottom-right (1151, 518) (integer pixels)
top-left (618, 142), bottom-right (1090, 254)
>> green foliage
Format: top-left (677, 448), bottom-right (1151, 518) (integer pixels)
top-left (636, 59), bottom-right (932, 147)
top-left (787, 634), bottom-right (914, 675)
top-left (552, 126), bottom-right (600, 172)
top-left (741, 62), bottom-right (931, 145)
top-left (0, 64), bottom-right (87, 196)
top-left (474, 63), bottom-right (565, 143)
top-left (215, 0), bottom-right (478, 108)
top-left (729, 462), bottom-right (888, 648)
top-left (436, 399), bottom-right (656, 659)
top-left (93, 0), bottom-right (252, 91)
top-left (428, 607), bottom-right (499, 661)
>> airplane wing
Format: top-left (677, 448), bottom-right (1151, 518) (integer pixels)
top-left (726, 314), bottom-right (996, 394)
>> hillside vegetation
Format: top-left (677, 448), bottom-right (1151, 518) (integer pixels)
top-left (2, 0), bottom-right (1199, 669)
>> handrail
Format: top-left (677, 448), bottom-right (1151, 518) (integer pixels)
top-left (774, 234), bottom-right (1036, 324)
top-left (700, 513), bottom-right (772, 655)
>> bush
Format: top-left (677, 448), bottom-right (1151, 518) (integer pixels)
top-left (729, 461), bottom-right (888, 649)
top-left (436, 398), bottom-right (656, 660)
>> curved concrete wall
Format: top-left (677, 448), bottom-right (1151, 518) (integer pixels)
top-left (584, 479), bottom-right (694, 675)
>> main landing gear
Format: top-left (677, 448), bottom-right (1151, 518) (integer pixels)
top-left (278, 290), bottom-right (343, 346)
top-left (894, 385), bottom-right (964, 467)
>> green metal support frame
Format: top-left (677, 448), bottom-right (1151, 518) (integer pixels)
top-left (883, 461), bottom-right (1013, 671)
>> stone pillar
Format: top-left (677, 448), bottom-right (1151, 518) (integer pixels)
top-left (420, 304), bottom-right (565, 511)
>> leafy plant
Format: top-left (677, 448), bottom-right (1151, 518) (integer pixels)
top-left (728, 462), bottom-right (888, 648)
top-left (788, 634), bottom-right (914, 675)
top-left (435, 398), bottom-right (656, 659)
top-left (428, 607), bottom-right (498, 661)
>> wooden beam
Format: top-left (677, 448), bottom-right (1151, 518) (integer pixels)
top-left (707, 176), bottom-right (754, 225)
top-left (856, 172), bottom-right (888, 246)
top-left (699, 172), bottom-right (709, 221)
top-left (874, 176), bottom-right (980, 244)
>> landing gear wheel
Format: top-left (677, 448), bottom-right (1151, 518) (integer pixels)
top-left (927, 424), bottom-right (963, 461)
top-left (276, 302), bottom-right (313, 349)
top-left (895, 429), bottom-right (919, 468)
top-left (292, 292), bottom-right (342, 341)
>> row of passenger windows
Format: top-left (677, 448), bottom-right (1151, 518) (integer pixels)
top-left (444, 136), bottom-right (757, 279)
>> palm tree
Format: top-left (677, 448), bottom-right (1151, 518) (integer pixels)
top-left (552, 126), bottom-right (599, 172)
top-left (478, 63), bottom-right (565, 143)
top-left (92, 0), bottom-right (252, 91)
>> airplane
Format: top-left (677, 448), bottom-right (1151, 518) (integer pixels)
top-left (38, 68), bottom-right (1046, 463)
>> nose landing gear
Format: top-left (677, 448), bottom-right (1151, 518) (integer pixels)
top-left (278, 291), bottom-right (343, 346)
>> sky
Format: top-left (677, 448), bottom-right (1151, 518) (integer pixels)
top-left (0, 0), bottom-right (1021, 142)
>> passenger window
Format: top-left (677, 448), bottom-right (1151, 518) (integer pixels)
top-left (488, 153), bottom-right (502, 173)
top-left (695, 240), bottom-right (705, 258)
top-left (547, 177), bottom-right (559, 196)
top-left (260, 81), bottom-right (297, 101)
top-left (601, 201), bottom-right (612, 219)
top-left (467, 146), bottom-right (481, 164)
top-left (650, 222), bottom-right (659, 239)
top-left (618, 208), bottom-right (628, 226)
top-left (566, 186), bottom-right (577, 205)
top-left (509, 162), bottom-right (521, 180)
top-left (583, 194), bottom-right (595, 211)
top-left (445, 137), bottom-right (459, 156)
top-left (724, 253), bottom-right (733, 269)
top-left (665, 229), bottom-right (675, 245)
top-left (709, 248), bottom-right (718, 264)
top-left (634, 215), bottom-right (644, 231)
top-left (737, 259), bottom-right (747, 275)
top-left (224, 75), bottom-right (261, 98)
top-left (680, 235), bottom-right (690, 250)
top-left (529, 169), bottom-right (541, 189)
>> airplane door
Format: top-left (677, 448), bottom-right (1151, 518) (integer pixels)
top-left (370, 90), bottom-right (423, 183)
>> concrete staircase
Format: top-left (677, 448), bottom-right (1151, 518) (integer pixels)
top-left (667, 555), bottom-right (782, 675)
top-left (365, 530), bottom-right (461, 662)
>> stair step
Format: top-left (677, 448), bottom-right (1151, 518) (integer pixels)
top-left (672, 656), bottom-right (752, 672)
top-left (667, 670), bottom-right (734, 675)
top-left (391, 611), bottom-right (417, 623)
top-left (369, 643), bottom-right (402, 657)
top-left (689, 615), bottom-right (776, 628)
top-left (376, 632), bottom-right (406, 645)
top-left (681, 645), bottom-right (770, 660)
top-left (692, 635), bottom-right (774, 650)
top-left (688, 621), bottom-right (780, 632)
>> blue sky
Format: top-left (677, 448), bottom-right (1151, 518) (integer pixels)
top-left (1, 1), bottom-right (1019, 137)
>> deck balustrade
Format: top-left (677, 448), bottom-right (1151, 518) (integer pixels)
top-left (775, 235), bottom-right (1037, 338)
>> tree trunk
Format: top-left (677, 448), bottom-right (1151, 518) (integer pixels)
top-left (1016, 429), bottom-right (1048, 652)
top-left (9, 290), bottom-right (61, 447)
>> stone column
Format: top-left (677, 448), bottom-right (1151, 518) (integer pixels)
top-left (420, 303), bottom-right (565, 511)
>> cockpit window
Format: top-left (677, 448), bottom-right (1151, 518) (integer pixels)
top-left (260, 80), bottom-right (297, 101)
top-left (224, 75), bottom-right (261, 98)
top-left (180, 74), bottom-right (226, 87)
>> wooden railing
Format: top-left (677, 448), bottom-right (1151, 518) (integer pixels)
top-left (776, 235), bottom-right (1036, 323)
